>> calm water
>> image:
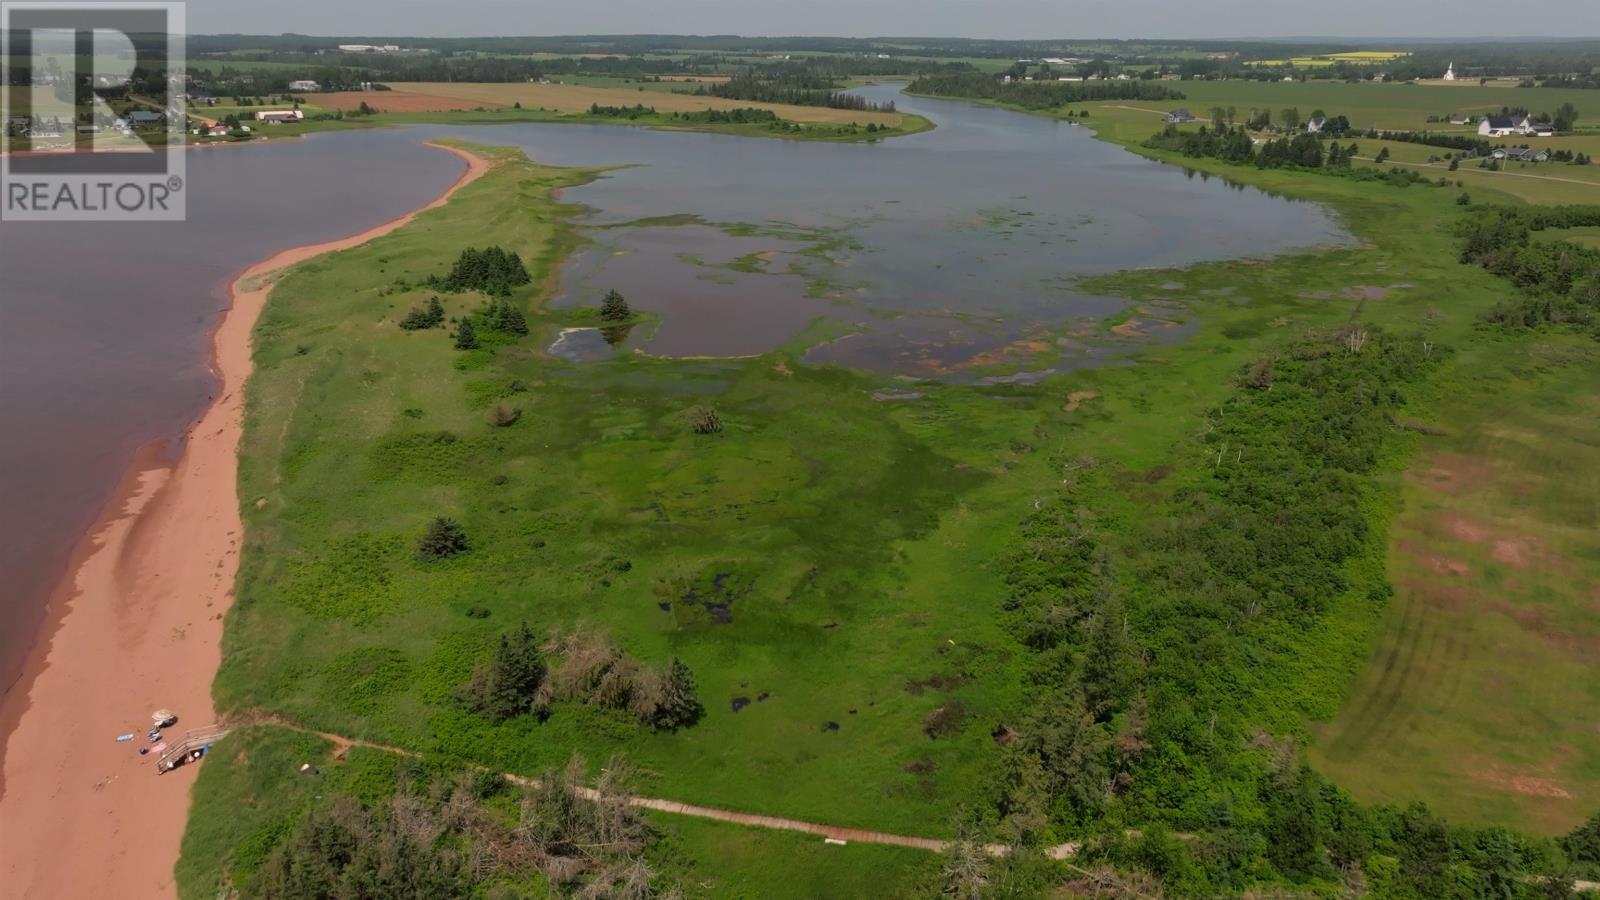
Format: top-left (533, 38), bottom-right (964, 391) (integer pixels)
top-left (410, 84), bottom-right (1348, 369)
top-left (0, 84), bottom-right (1348, 696)
top-left (0, 135), bottom-right (469, 696)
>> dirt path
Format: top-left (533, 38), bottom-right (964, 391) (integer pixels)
top-left (245, 718), bottom-right (1079, 861)
top-left (0, 142), bottom-right (488, 900)
top-left (1098, 104), bottom-right (1170, 115)
top-left (1354, 155), bottom-right (1600, 191)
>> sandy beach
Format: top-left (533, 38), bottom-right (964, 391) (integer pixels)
top-left (0, 142), bottom-right (488, 900)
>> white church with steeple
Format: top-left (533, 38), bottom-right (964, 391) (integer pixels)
top-left (1443, 62), bottom-right (1457, 81)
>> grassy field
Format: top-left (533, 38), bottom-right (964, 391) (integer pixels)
top-left (1099, 79), bottom-right (1599, 133)
top-left (1312, 338), bottom-right (1600, 834)
top-left (1537, 225), bottom-right (1600, 250)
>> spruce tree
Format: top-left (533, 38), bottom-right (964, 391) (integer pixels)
top-left (416, 516), bottom-right (469, 559)
top-left (496, 301), bottom-right (528, 335)
top-left (453, 318), bottom-right (478, 350)
top-left (651, 658), bottom-right (703, 730)
top-left (426, 296), bottom-right (444, 325)
top-left (599, 289), bottom-right (632, 322)
top-left (486, 622), bottom-right (545, 720)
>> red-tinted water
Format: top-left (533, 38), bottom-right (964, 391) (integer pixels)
top-left (0, 131), bottom-right (466, 697)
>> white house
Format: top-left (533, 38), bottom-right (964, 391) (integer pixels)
top-left (255, 109), bottom-right (304, 124)
top-left (1306, 116), bottom-right (1328, 133)
top-left (1479, 115), bottom-right (1531, 137)
top-left (288, 80), bottom-right (319, 92)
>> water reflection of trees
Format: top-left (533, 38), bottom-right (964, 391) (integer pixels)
top-left (601, 323), bottom-right (635, 346)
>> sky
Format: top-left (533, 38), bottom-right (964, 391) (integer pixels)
top-left (188, 0), bottom-right (1600, 41)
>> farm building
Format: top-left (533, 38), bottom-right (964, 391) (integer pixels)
top-left (255, 109), bottom-right (304, 124)
top-left (1165, 108), bottom-right (1196, 124)
top-left (127, 110), bottom-right (165, 128)
top-left (1479, 115), bottom-right (1531, 137)
top-left (288, 80), bottom-right (320, 92)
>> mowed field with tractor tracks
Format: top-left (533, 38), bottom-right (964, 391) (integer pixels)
top-left (1311, 339), bottom-right (1600, 834)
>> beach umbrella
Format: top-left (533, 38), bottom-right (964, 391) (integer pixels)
top-left (151, 709), bottom-right (176, 726)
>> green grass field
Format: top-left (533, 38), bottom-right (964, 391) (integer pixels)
top-left (1312, 338), bottom-right (1600, 834)
top-left (1159, 80), bottom-right (1598, 133)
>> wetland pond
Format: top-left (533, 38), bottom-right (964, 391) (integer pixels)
top-left (417, 82), bottom-right (1350, 372)
top-left (0, 82), bottom-right (1348, 696)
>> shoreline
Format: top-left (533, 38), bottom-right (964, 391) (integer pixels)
top-left (0, 141), bottom-right (489, 899)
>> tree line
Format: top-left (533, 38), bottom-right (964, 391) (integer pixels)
top-left (1143, 124), bottom-right (1444, 188)
top-left (905, 73), bottom-right (1185, 110)
top-left (1460, 204), bottom-right (1600, 334)
top-left (691, 73), bottom-right (896, 112)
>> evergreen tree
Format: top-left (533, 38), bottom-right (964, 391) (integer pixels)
top-left (482, 622), bottom-right (545, 720)
top-left (416, 516), bottom-right (468, 559)
top-left (599, 289), bottom-right (632, 322)
top-left (650, 658), bottom-right (703, 730)
top-left (1563, 811), bottom-right (1600, 865)
top-left (399, 296), bottom-right (445, 331)
top-left (452, 318), bottom-right (478, 350)
top-left (1081, 595), bottom-right (1136, 720)
top-left (492, 300), bottom-right (528, 335)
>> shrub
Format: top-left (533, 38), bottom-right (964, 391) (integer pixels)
top-left (486, 402), bottom-right (521, 427)
top-left (599, 289), bottom-right (632, 322)
top-left (416, 516), bottom-right (468, 560)
top-left (686, 405), bottom-right (722, 434)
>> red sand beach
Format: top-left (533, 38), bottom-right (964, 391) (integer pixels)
top-left (0, 143), bottom-right (488, 899)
